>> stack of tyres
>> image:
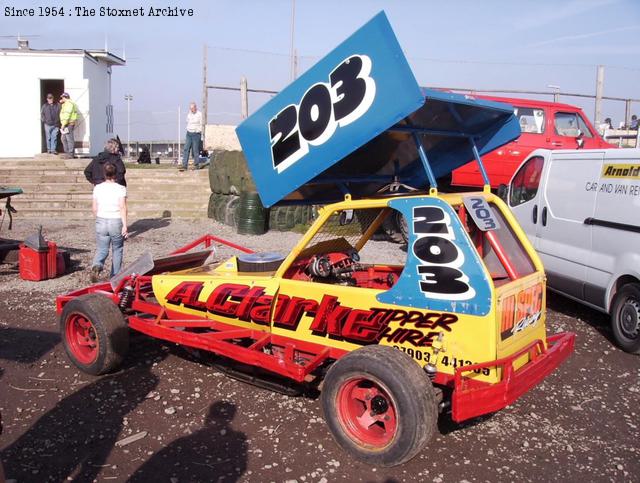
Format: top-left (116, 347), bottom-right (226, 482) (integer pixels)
top-left (209, 150), bottom-right (259, 228)
top-left (237, 191), bottom-right (269, 235)
top-left (207, 193), bottom-right (240, 227)
top-left (269, 205), bottom-right (316, 231)
top-left (208, 150), bottom-right (256, 195)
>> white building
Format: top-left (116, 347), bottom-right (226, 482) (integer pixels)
top-left (0, 40), bottom-right (125, 158)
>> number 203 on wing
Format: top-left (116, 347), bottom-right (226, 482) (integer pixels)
top-left (269, 55), bottom-right (376, 173)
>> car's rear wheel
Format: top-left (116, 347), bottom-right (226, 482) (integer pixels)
top-left (60, 294), bottom-right (129, 375)
top-left (611, 283), bottom-right (640, 354)
top-left (321, 345), bottom-right (437, 466)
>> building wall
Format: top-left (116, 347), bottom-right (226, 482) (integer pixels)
top-left (0, 51), bottom-right (115, 158)
top-left (83, 56), bottom-right (111, 154)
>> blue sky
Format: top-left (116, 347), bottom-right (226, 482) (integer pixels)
top-left (2, 0), bottom-right (639, 140)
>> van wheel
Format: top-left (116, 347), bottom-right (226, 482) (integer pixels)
top-left (60, 294), bottom-right (130, 375)
top-left (611, 283), bottom-right (640, 354)
top-left (321, 345), bottom-right (438, 466)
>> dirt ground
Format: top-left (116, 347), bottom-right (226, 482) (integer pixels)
top-left (0, 218), bottom-right (638, 483)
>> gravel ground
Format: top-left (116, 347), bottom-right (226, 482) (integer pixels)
top-left (0, 218), bottom-right (638, 482)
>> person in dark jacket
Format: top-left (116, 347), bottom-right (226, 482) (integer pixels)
top-left (84, 138), bottom-right (127, 187)
top-left (40, 93), bottom-right (61, 154)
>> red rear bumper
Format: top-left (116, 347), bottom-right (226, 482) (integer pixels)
top-left (451, 332), bottom-right (575, 422)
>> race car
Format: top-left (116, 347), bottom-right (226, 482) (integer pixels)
top-left (56, 12), bottom-right (574, 466)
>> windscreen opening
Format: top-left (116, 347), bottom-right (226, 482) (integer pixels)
top-left (456, 202), bottom-right (536, 287)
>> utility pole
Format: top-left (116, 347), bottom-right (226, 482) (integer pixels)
top-left (202, 44), bottom-right (208, 143)
top-left (289, 0), bottom-right (296, 81)
top-left (124, 94), bottom-right (133, 158)
top-left (595, 65), bottom-right (605, 126)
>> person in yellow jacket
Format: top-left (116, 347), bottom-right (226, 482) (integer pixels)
top-left (59, 92), bottom-right (78, 157)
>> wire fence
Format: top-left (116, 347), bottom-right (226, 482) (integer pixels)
top-left (114, 45), bottom-right (640, 142)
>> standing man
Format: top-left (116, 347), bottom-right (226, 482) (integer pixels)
top-left (59, 93), bottom-right (78, 158)
top-left (40, 93), bottom-right (61, 154)
top-left (181, 102), bottom-right (203, 171)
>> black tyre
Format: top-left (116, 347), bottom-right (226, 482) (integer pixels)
top-left (321, 345), bottom-right (438, 466)
top-left (382, 211), bottom-right (408, 244)
top-left (611, 283), bottom-right (640, 354)
top-left (60, 293), bottom-right (130, 375)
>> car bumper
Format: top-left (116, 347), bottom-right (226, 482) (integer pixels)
top-left (451, 332), bottom-right (575, 422)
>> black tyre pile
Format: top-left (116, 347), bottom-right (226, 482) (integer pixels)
top-left (208, 150), bottom-right (315, 233)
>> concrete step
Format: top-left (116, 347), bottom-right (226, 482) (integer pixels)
top-left (0, 167), bottom-right (208, 177)
top-left (14, 207), bottom-right (209, 219)
top-left (2, 159), bottom-right (212, 219)
top-left (16, 191), bottom-right (210, 201)
top-left (0, 172), bottom-right (209, 186)
top-left (11, 199), bottom-right (208, 210)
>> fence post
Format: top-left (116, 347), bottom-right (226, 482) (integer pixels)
top-left (594, 65), bottom-right (604, 126)
top-left (625, 99), bottom-right (632, 128)
top-left (240, 77), bottom-right (249, 119)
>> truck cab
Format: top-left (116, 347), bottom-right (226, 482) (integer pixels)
top-left (453, 96), bottom-right (615, 188)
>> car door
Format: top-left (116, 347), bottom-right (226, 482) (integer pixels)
top-left (535, 151), bottom-right (602, 300)
top-left (549, 110), bottom-right (595, 149)
top-left (508, 154), bottom-right (546, 247)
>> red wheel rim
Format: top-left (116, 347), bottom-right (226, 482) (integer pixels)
top-left (336, 377), bottom-right (398, 448)
top-left (65, 313), bottom-right (99, 365)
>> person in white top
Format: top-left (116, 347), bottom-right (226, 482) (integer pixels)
top-left (181, 102), bottom-right (203, 171)
top-left (90, 162), bottom-right (128, 282)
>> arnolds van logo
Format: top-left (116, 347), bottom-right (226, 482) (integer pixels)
top-left (269, 55), bottom-right (376, 173)
top-left (602, 163), bottom-right (640, 179)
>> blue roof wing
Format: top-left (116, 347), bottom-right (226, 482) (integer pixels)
top-left (235, 11), bottom-right (423, 207)
top-left (236, 12), bottom-right (520, 207)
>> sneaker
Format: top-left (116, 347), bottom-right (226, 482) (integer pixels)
top-left (90, 265), bottom-right (102, 283)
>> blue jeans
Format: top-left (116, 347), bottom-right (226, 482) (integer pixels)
top-left (62, 124), bottom-right (75, 155)
top-left (182, 131), bottom-right (201, 168)
top-left (93, 217), bottom-right (124, 277)
top-left (44, 124), bottom-right (59, 153)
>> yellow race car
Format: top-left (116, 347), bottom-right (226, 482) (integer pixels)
top-left (56, 12), bottom-right (574, 466)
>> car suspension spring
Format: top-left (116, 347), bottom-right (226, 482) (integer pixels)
top-left (118, 285), bottom-right (135, 311)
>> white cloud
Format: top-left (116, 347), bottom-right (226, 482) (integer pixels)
top-left (514, 0), bottom-right (621, 30)
top-left (526, 25), bottom-right (640, 47)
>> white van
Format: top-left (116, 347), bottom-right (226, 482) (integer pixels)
top-left (505, 148), bottom-right (640, 353)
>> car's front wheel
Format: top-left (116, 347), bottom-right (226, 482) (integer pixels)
top-left (321, 345), bottom-right (438, 466)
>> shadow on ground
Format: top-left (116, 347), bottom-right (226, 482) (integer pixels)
top-left (127, 218), bottom-right (172, 240)
top-left (128, 400), bottom-right (248, 482)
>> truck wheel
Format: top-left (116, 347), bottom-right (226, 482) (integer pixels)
top-left (611, 283), bottom-right (640, 354)
top-left (60, 294), bottom-right (129, 375)
top-left (321, 345), bottom-right (437, 466)
top-left (382, 211), bottom-right (408, 244)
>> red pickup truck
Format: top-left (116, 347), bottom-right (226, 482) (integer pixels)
top-left (452, 96), bottom-right (615, 188)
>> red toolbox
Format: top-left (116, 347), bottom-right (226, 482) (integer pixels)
top-left (19, 241), bottom-right (58, 281)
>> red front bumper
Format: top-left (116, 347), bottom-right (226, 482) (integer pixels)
top-left (451, 332), bottom-right (575, 422)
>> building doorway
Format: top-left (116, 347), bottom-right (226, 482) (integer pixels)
top-left (40, 79), bottom-right (64, 153)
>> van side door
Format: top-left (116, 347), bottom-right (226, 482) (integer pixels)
top-left (536, 151), bottom-right (603, 301)
top-left (508, 154), bottom-right (546, 245)
top-left (586, 154), bottom-right (640, 310)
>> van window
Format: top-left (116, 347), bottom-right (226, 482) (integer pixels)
top-left (514, 107), bottom-right (545, 134)
top-left (555, 112), bottom-right (593, 138)
top-left (510, 156), bottom-right (544, 207)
